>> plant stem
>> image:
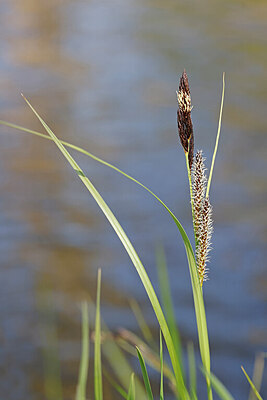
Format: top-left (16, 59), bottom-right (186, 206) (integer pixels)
top-left (206, 72), bottom-right (225, 199)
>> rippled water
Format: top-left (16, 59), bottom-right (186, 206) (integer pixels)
top-left (0, 1), bottom-right (266, 399)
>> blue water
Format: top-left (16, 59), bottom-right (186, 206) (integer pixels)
top-left (0, 1), bottom-right (266, 399)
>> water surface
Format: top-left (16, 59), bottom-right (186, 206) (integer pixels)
top-left (0, 0), bottom-right (266, 399)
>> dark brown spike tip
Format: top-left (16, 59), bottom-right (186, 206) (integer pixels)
top-left (179, 70), bottom-right (190, 97)
top-left (176, 70), bottom-right (194, 169)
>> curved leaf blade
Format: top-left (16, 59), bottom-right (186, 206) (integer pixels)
top-left (127, 374), bottom-right (135, 400)
top-left (136, 347), bottom-right (154, 400)
top-left (241, 366), bottom-right (263, 400)
top-left (206, 72), bottom-right (225, 198)
top-left (95, 269), bottom-right (103, 400)
top-left (76, 302), bottom-right (89, 400)
top-left (201, 368), bottom-right (235, 400)
top-left (187, 342), bottom-right (197, 400)
top-left (159, 331), bottom-right (164, 400)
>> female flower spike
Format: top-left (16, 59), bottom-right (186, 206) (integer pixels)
top-left (192, 150), bottom-right (207, 243)
top-left (196, 197), bottom-right (213, 286)
top-left (192, 151), bottom-right (213, 286)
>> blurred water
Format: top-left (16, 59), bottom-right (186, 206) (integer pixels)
top-left (0, 0), bottom-right (266, 399)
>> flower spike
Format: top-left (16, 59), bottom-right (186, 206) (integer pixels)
top-left (176, 70), bottom-right (194, 169)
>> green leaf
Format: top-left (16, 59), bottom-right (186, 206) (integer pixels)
top-left (248, 353), bottom-right (266, 400)
top-left (41, 298), bottom-right (63, 400)
top-left (103, 370), bottom-right (128, 399)
top-left (159, 331), bottom-right (164, 400)
top-left (156, 244), bottom-right (183, 376)
top-left (129, 298), bottom-right (154, 345)
top-left (127, 374), bottom-right (136, 400)
top-left (241, 366), bottom-right (263, 400)
top-left (187, 342), bottom-right (197, 400)
top-left (206, 72), bottom-right (225, 198)
top-left (201, 367), bottom-right (235, 400)
top-left (136, 347), bottom-right (154, 400)
top-left (76, 302), bottom-right (89, 400)
top-left (21, 96), bottom-right (189, 399)
top-left (94, 269), bottom-right (103, 400)
top-left (87, 298), bottom-right (146, 398)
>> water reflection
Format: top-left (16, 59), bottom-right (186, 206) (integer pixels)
top-left (0, 0), bottom-right (266, 399)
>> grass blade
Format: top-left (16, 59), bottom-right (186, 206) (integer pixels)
top-left (187, 342), bottom-right (197, 400)
top-left (160, 331), bottom-right (164, 400)
top-left (136, 347), bottom-right (154, 400)
top-left (95, 269), bottom-right (103, 400)
top-left (129, 298), bottom-right (154, 345)
top-left (248, 353), bottom-right (266, 400)
top-left (103, 369), bottom-right (128, 399)
top-left (76, 302), bottom-right (89, 400)
top-left (201, 368), bottom-right (235, 400)
top-left (87, 300), bottom-right (146, 399)
top-left (206, 72), bottom-right (225, 198)
top-left (156, 244), bottom-right (183, 376)
top-left (21, 97), bottom-right (189, 399)
top-left (127, 374), bottom-right (135, 400)
top-left (241, 366), bottom-right (263, 400)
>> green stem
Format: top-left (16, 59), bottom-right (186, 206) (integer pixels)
top-left (206, 72), bottom-right (225, 199)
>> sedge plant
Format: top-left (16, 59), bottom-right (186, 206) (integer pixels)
top-left (0, 71), bottom-right (264, 399)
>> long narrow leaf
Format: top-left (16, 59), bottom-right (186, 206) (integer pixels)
top-left (248, 353), bottom-right (266, 400)
top-left (187, 342), bottom-right (197, 400)
top-left (21, 97), bottom-right (189, 399)
top-left (201, 368), bottom-right (235, 400)
top-left (129, 298), bottom-right (154, 345)
top-left (159, 331), bottom-right (164, 400)
top-left (103, 369), bottom-right (128, 400)
top-left (95, 269), bottom-right (103, 400)
top-left (76, 302), bottom-right (89, 400)
top-left (206, 72), bottom-right (225, 198)
top-left (127, 374), bottom-right (135, 400)
top-left (241, 366), bottom-right (263, 400)
top-left (136, 347), bottom-right (154, 400)
top-left (87, 297), bottom-right (146, 398)
top-left (156, 244), bottom-right (183, 376)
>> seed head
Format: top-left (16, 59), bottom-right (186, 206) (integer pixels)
top-left (192, 151), bottom-right (213, 286)
top-left (196, 197), bottom-right (213, 286)
top-left (176, 70), bottom-right (194, 169)
top-left (192, 151), bottom-right (207, 242)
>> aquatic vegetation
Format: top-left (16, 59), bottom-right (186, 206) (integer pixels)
top-left (0, 71), bottom-right (265, 400)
